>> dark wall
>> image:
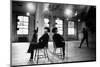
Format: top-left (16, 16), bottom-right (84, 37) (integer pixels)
top-left (11, 12), bottom-right (17, 42)
top-left (86, 6), bottom-right (96, 34)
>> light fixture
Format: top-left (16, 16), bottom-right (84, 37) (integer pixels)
top-left (26, 12), bottom-right (30, 16)
top-left (66, 18), bottom-right (69, 21)
top-left (78, 19), bottom-right (80, 22)
top-left (26, 3), bottom-right (36, 13)
top-left (74, 11), bottom-right (78, 16)
top-left (64, 8), bottom-right (73, 18)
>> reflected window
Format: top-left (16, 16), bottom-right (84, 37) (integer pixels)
top-left (68, 21), bottom-right (75, 35)
top-left (17, 16), bottom-right (29, 35)
top-left (55, 18), bottom-right (63, 35)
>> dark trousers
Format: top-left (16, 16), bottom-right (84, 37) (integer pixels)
top-left (30, 51), bottom-right (34, 59)
top-left (61, 43), bottom-right (65, 57)
top-left (79, 37), bottom-right (88, 48)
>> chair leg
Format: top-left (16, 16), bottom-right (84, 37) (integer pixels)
top-left (61, 48), bottom-right (63, 58)
top-left (45, 48), bottom-right (49, 60)
top-left (37, 49), bottom-right (39, 64)
top-left (34, 49), bottom-right (37, 61)
top-left (53, 47), bottom-right (56, 54)
top-left (44, 48), bottom-right (46, 58)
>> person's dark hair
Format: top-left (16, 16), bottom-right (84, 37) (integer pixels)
top-left (33, 29), bottom-right (37, 33)
top-left (83, 28), bottom-right (86, 31)
top-left (52, 27), bottom-right (57, 33)
top-left (44, 27), bottom-right (50, 32)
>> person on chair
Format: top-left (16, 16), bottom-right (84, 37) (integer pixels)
top-left (38, 27), bottom-right (50, 48)
top-left (52, 27), bottom-right (65, 59)
top-left (36, 27), bottom-right (50, 60)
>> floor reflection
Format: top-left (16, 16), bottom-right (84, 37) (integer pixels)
top-left (12, 41), bottom-right (96, 66)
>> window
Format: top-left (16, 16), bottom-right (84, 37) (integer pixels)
top-left (17, 16), bottom-right (29, 35)
top-left (44, 18), bottom-right (49, 27)
top-left (55, 18), bottom-right (63, 35)
top-left (68, 21), bottom-right (75, 35)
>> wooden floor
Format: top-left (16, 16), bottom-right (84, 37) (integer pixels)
top-left (11, 41), bottom-right (96, 66)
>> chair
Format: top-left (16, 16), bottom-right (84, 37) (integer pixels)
top-left (33, 43), bottom-right (49, 64)
top-left (53, 42), bottom-right (63, 58)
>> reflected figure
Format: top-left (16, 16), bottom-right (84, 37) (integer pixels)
top-left (52, 27), bottom-right (65, 59)
top-left (79, 28), bottom-right (89, 48)
top-left (27, 30), bottom-right (38, 61)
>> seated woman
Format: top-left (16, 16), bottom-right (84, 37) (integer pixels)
top-left (52, 27), bottom-right (65, 59)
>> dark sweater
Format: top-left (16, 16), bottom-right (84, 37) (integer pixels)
top-left (53, 33), bottom-right (65, 45)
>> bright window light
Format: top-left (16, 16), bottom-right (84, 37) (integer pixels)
top-left (68, 28), bottom-right (75, 35)
top-left (55, 18), bottom-right (63, 35)
top-left (68, 21), bottom-right (75, 35)
top-left (44, 18), bottom-right (49, 27)
top-left (43, 3), bottom-right (49, 12)
top-left (17, 16), bottom-right (29, 35)
top-left (44, 18), bottom-right (49, 23)
top-left (68, 21), bottom-right (74, 28)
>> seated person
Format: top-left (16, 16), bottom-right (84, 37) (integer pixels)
top-left (38, 27), bottom-right (50, 48)
top-left (28, 27), bottom-right (50, 61)
top-left (52, 27), bottom-right (65, 59)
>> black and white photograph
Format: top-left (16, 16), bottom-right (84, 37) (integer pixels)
top-left (11, 0), bottom-right (96, 66)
